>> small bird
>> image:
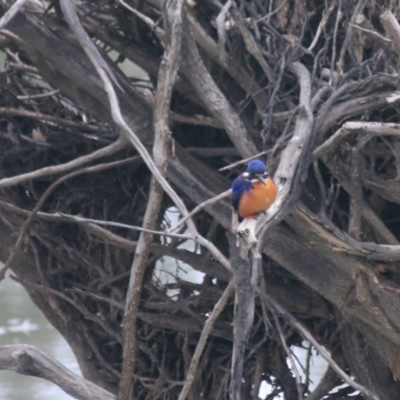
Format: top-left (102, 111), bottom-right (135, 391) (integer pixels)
top-left (231, 160), bottom-right (277, 219)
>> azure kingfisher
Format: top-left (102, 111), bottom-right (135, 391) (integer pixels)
top-left (231, 159), bottom-right (277, 219)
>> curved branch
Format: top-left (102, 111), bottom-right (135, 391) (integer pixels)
top-left (187, 12), bottom-right (269, 113)
top-left (313, 121), bottom-right (400, 160)
top-left (59, 0), bottom-right (121, 89)
top-left (181, 12), bottom-right (258, 159)
top-left (263, 294), bottom-right (380, 400)
top-left (239, 62), bottom-right (314, 248)
top-left (0, 154), bottom-right (139, 281)
top-left (0, 344), bottom-right (116, 400)
top-left (83, 9), bottom-right (233, 274)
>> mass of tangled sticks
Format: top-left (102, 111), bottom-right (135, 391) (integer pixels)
top-left (1, 1), bottom-right (400, 399)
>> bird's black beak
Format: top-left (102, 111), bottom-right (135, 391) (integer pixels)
top-left (256, 174), bottom-right (266, 185)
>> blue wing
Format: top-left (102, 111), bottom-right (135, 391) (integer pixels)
top-left (231, 174), bottom-right (252, 212)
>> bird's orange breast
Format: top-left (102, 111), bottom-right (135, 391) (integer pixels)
top-left (238, 177), bottom-right (277, 218)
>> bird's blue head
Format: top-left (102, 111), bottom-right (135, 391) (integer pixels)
top-left (246, 160), bottom-right (266, 175)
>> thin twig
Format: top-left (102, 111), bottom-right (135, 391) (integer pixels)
top-left (218, 149), bottom-right (272, 171)
top-left (264, 293), bottom-right (380, 400)
top-left (168, 189), bottom-right (231, 233)
top-left (307, 1), bottom-right (337, 52)
top-left (83, 8), bottom-right (232, 273)
top-left (0, 107), bottom-right (101, 132)
top-left (181, 13), bottom-right (258, 159)
top-left (0, 144), bottom-right (128, 281)
top-left (57, 213), bottom-right (193, 241)
top-left (178, 279), bottom-right (234, 400)
top-left (17, 89), bottom-right (60, 100)
top-left (337, 0), bottom-right (366, 75)
top-left (117, 0), bottom-right (165, 43)
top-left (271, 311), bottom-right (303, 400)
top-left (349, 23), bottom-right (391, 42)
top-left (0, 137), bottom-right (124, 189)
top-left (231, 3), bottom-right (274, 83)
top-left (215, 0), bottom-right (232, 65)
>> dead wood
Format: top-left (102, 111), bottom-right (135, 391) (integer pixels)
top-left (1, 1), bottom-right (400, 399)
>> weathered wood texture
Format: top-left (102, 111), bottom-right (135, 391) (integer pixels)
top-left (1, 0), bottom-right (400, 399)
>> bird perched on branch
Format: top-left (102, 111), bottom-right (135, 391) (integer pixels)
top-left (231, 160), bottom-right (277, 220)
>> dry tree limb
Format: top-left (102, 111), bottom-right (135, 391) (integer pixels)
top-left (117, 0), bottom-right (164, 42)
top-left (218, 149), bottom-right (273, 171)
top-left (0, 145), bottom-right (130, 281)
top-left (307, 0), bottom-right (337, 52)
top-left (229, 237), bottom-right (256, 400)
top-left (319, 90), bottom-right (400, 137)
top-left (0, 345), bottom-right (116, 400)
top-left (337, 0), bottom-right (366, 74)
top-left (215, 0), bottom-right (232, 66)
top-left (271, 311), bottom-right (303, 400)
top-left (187, 12), bottom-right (269, 113)
top-left (349, 22), bottom-right (391, 43)
top-left (118, 2), bottom-right (185, 397)
top-left (181, 12), bottom-right (258, 159)
top-left (348, 145), bottom-right (363, 239)
top-left (67, 1), bottom-right (232, 273)
top-left (294, 205), bottom-right (400, 262)
top-left (59, 0), bottom-right (121, 89)
top-left (0, 138), bottom-right (125, 189)
top-left (17, 89), bottom-right (60, 100)
top-left (0, 0), bottom-right (26, 29)
top-left (381, 10), bottom-right (400, 62)
top-left (313, 121), bottom-right (400, 160)
top-left (263, 293), bottom-right (380, 400)
top-left (306, 367), bottom-right (341, 400)
top-left (57, 214), bottom-right (193, 241)
top-left (0, 107), bottom-right (102, 132)
top-left (177, 279), bottom-right (234, 400)
top-left (167, 189), bottom-right (231, 233)
top-left (231, 2), bottom-right (274, 83)
top-left (240, 62), bottom-right (313, 247)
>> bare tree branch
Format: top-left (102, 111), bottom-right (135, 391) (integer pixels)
top-left (0, 0), bottom-right (26, 29)
top-left (187, 12), bottom-right (269, 113)
top-left (313, 121), bottom-right (400, 161)
top-left (178, 279), bottom-right (234, 400)
top-left (238, 61), bottom-right (313, 248)
top-left (381, 10), bottom-right (400, 62)
top-left (181, 12), bottom-right (258, 159)
top-left (0, 138), bottom-right (125, 189)
top-left (231, 2), bottom-right (274, 83)
top-left (59, 0), bottom-right (121, 89)
top-left (0, 154), bottom-right (140, 281)
top-left (0, 345), bottom-right (116, 400)
top-left (118, 2), bottom-right (185, 398)
top-left (263, 293), bottom-right (380, 400)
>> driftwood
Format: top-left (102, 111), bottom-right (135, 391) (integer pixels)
top-left (1, 0), bottom-right (400, 399)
